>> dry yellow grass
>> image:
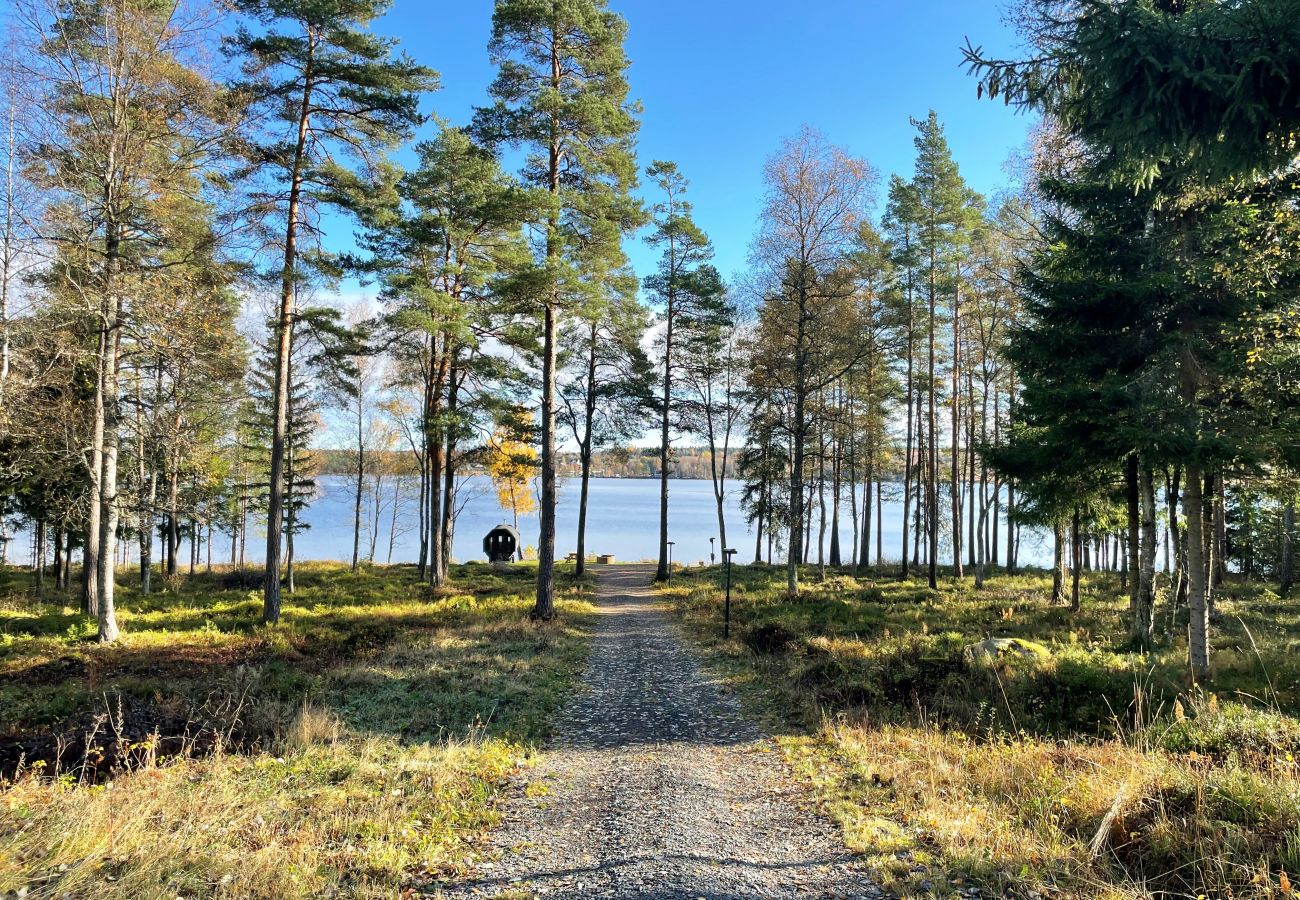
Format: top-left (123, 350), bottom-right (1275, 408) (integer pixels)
top-left (2, 733), bottom-right (518, 898)
top-left (659, 564), bottom-right (1300, 899)
top-left (782, 719), bottom-right (1300, 899)
top-left (0, 562), bottom-right (597, 899)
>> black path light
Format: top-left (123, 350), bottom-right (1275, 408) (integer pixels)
top-left (709, 536), bottom-right (716, 565)
top-left (723, 548), bottom-right (738, 638)
top-left (667, 541), bottom-right (675, 576)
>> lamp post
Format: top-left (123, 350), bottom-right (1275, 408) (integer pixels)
top-left (667, 541), bottom-right (675, 576)
top-left (709, 537), bottom-right (716, 565)
top-left (723, 548), bottom-right (737, 638)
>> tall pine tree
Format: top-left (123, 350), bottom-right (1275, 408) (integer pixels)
top-left (227, 0), bottom-right (435, 624)
top-left (474, 0), bottom-right (643, 619)
top-left (644, 160), bottom-right (725, 581)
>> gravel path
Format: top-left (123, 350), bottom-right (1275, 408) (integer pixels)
top-left (436, 564), bottom-right (885, 900)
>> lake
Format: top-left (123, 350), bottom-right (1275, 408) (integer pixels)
top-left (3, 475), bottom-right (1056, 569)
top-left (211, 474), bottom-right (1057, 569)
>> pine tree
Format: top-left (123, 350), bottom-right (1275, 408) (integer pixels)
top-left (846, 220), bottom-right (900, 572)
top-left (360, 125), bottom-right (531, 586)
top-left (474, 0), bottom-right (643, 619)
top-left (243, 307), bottom-right (357, 591)
top-left (907, 111), bottom-right (980, 588)
top-left (882, 176), bottom-right (924, 576)
top-left (644, 160), bottom-right (726, 581)
top-left (227, 0), bottom-right (435, 623)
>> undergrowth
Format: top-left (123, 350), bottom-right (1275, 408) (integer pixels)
top-left (0, 561), bottom-right (595, 898)
top-left (660, 563), bottom-right (1300, 900)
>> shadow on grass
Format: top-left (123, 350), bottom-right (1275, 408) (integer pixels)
top-left (0, 561), bottom-right (595, 779)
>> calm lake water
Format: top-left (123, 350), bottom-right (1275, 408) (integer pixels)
top-left (5, 475), bottom-right (1056, 569)
top-left (204, 474), bottom-right (1055, 569)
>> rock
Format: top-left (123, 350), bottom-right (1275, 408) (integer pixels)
top-left (964, 637), bottom-right (1050, 661)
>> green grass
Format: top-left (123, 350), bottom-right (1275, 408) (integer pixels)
top-left (0, 561), bottom-right (595, 898)
top-left (658, 563), bottom-right (1300, 900)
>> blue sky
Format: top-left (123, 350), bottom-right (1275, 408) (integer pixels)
top-left (335, 0), bottom-right (1036, 295)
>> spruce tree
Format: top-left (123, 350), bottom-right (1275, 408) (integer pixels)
top-left (964, 0), bottom-right (1300, 180)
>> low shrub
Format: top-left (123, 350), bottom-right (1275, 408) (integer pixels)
top-left (1159, 699), bottom-right (1300, 764)
top-left (743, 622), bottom-right (797, 655)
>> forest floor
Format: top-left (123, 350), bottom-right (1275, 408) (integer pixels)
top-left (439, 564), bottom-right (884, 900)
top-left (657, 563), bottom-right (1300, 900)
top-left (4, 560), bottom-right (1299, 900)
top-left (0, 561), bottom-right (595, 898)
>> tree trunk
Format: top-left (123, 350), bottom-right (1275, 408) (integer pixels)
top-left (141, 469), bottom-right (155, 595)
top-left (817, 430), bottom-right (828, 578)
top-left (1131, 462), bottom-right (1158, 648)
top-left (787, 292), bottom-right (809, 598)
top-left (1213, 472), bottom-right (1227, 588)
top-left (927, 272), bottom-right (938, 589)
top-left (847, 388), bottom-right (859, 574)
top-left (829, 415), bottom-right (841, 569)
top-left (166, 462), bottom-right (179, 578)
top-left (352, 392), bottom-right (364, 573)
top-left (950, 285), bottom-right (962, 579)
top-left (1185, 464), bottom-right (1210, 677)
top-left (137, 376), bottom-right (154, 595)
top-left (427, 432), bottom-right (444, 586)
top-left (578, 330), bottom-right (597, 577)
top-left (1070, 508), bottom-right (1082, 611)
top-left (83, 323), bottom-right (104, 617)
top-left (439, 370), bottom-right (459, 578)
top-left (53, 524), bottom-right (65, 590)
top-left (416, 363), bottom-right (429, 581)
top-left (1167, 468), bottom-right (1187, 609)
top-left (96, 217), bottom-right (123, 643)
top-left (1204, 470), bottom-right (1216, 619)
top-left (1280, 500), bottom-right (1295, 597)
top-left (533, 51), bottom-right (564, 621)
top-left (656, 301), bottom-right (673, 582)
top-left (706, 408), bottom-right (730, 559)
top-left (1125, 456), bottom-right (1140, 600)
top-left (33, 519), bottom-right (45, 596)
top-left (875, 479), bottom-right (883, 566)
top-left (264, 43), bottom-right (316, 625)
top-left (860, 446), bottom-right (873, 571)
top-left (901, 333), bottom-right (913, 577)
top-left (1051, 520), bottom-right (1067, 605)
top-left (534, 291), bottom-right (558, 617)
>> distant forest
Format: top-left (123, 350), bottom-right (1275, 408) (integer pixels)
top-left (313, 446), bottom-right (745, 480)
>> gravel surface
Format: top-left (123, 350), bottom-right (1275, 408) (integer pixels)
top-left (435, 564), bottom-right (886, 899)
